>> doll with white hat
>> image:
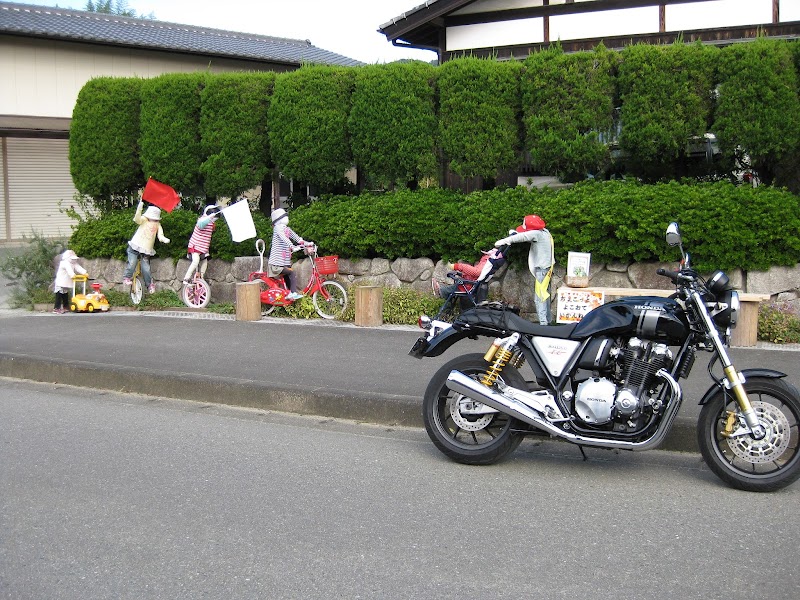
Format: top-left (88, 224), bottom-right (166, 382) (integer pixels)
top-left (268, 207), bottom-right (313, 300)
top-left (182, 202), bottom-right (221, 284)
top-left (122, 201), bottom-right (170, 293)
top-left (52, 249), bottom-right (87, 313)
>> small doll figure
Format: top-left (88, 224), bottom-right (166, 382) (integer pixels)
top-left (268, 208), bottom-right (312, 300)
top-left (53, 249), bottom-right (87, 313)
top-left (122, 201), bottom-right (170, 293)
top-left (432, 247), bottom-right (506, 299)
top-left (495, 214), bottom-right (554, 325)
top-left (182, 202), bottom-right (221, 284)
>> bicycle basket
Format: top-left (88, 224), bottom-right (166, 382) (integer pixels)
top-left (315, 255), bottom-right (339, 275)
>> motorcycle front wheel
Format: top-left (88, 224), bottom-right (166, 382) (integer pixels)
top-left (698, 377), bottom-right (800, 492)
top-left (423, 353), bottom-right (526, 465)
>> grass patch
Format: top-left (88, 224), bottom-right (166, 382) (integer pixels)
top-left (758, 302), bottom-right (800, 344)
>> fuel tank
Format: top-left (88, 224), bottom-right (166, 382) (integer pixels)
top-left (571, 296), bottom-right (689, 344)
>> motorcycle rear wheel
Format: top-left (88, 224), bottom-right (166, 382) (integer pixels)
top-left (698, 377), bottom-right (800, 492)
top-left (423, 353), bottom-right (526, 465)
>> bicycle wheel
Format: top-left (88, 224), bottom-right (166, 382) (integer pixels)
top-left (312, 280), bottom-right (347, 320)
top-left (182, 279), bottom-right (210, 309)
top-left (130, 274), bottom-right (143, 305)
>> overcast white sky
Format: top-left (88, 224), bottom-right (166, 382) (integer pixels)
top-left (29, 0), bottom-right (437, 64)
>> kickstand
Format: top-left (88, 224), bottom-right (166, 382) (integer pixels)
top-left (577, 445), bottom-right (588, 461)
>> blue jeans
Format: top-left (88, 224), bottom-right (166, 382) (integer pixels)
top-left (534, 267), bottom-right (552, 325)
top-left (123, 247), bottom-right (152, 286)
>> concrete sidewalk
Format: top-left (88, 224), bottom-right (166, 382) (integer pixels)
top-left (2, 307), bottom-right (799, 454)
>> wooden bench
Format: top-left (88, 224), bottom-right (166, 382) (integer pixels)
top-left (557, 287), bottom-right (770, 347)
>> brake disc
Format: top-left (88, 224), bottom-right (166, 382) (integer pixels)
top-left (727, 401), bottom-right (791, 463)
top-left (448, 395), bottom-right (493, 432)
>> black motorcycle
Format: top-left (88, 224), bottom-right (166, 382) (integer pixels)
top-left (410, 223), bottom-right (800, 492)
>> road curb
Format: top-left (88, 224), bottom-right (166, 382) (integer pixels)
top-left (0, 352), bottom-right (700, 453)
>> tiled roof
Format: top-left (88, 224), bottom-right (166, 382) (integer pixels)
top-left (0, 1), bottom-right (363, 67)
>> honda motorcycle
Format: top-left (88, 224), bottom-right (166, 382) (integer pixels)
top-left (410, 223), bottom-right (800, 492)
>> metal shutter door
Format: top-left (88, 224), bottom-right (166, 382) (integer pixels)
top-left (1, 139), bottom-right (6, 241)
top-left (7, 138), bottom-right (79, 240)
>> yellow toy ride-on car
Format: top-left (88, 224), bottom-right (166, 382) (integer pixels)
top-left (70, 274), bottom-right (110, 313)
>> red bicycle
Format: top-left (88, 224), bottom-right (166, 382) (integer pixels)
top-left (248, 239), bottom-right (348, 320)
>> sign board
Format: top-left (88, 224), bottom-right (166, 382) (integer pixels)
top-left (566, 251), bottom-right (591, 288)
top-left (557, 288), bottom-right (604, 323)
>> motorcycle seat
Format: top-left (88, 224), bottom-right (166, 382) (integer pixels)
top-left (458, 307), bottom-right (578, 339)
top-left (503, 312), bottom-right (578, 339)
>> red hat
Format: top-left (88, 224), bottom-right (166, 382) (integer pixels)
top-left (515, 214), bottom-right (545, 232)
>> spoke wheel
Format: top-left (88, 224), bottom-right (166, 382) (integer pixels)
top-left (422, 353), bottom-right (526, 465)
top-left (130, 275), bottom-right (143, 306)
top-left (182, 279), bottom-right (210, 309)
top-left (698, 377), bottom-right (800, 492)
top-left (312, 280), bottom-right (347, 320)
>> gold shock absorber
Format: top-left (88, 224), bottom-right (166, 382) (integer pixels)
top-left (722, 364), bottom-right (764, 435)
top-left (481, 347), bottom-right (514, 387)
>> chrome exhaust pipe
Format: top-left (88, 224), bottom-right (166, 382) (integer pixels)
top-left (445, 369), bottom-right (683, 452)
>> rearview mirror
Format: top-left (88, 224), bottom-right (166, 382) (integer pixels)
top-left (666, 222), bottom-right (682, 247)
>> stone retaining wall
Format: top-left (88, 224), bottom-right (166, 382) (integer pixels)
top-left (81, 255), bottom-right (800, 316)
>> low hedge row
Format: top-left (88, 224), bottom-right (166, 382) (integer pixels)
top-left (68, 180), bottom-right (800, 273)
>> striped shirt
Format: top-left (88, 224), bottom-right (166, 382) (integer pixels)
top-left (187, 219), bottom-right (216, 254)
top-left (269, 224), bottom-right (303, 267)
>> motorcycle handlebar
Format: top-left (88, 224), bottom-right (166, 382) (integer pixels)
top-left (657, 268), bottom-right (680, 283)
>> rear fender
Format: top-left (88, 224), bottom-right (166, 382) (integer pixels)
top-left (409, 322), bottom-right (475, 359)
top-left (698, 368), bottom-right (787, 405)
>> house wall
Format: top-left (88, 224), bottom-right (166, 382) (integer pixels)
top-left (0, 36), bottom-right (291, 120)
top-left (445, 0), bottom-right (778, 52)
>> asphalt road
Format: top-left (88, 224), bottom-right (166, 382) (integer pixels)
top-left (2, 308), bottom-right (799, 453)
top-left (2, 379), bottom-right (798, 600)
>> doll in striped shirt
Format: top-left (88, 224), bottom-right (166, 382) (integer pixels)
top-left (182, 202), bottom-right (221, 284)
top-left (268, 207), bottom-right (313, 301)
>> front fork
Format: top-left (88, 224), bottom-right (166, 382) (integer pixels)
top-left (692, 291), bottom-right (766, 440)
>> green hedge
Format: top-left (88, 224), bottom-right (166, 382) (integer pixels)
top-left (714, 38), bottom-right (800, 186)
top-left (69, 39), bottom-right (800, 203)
top-left (139, 73), bottom-right (207, 195)
top-left (199, 72), bottom-right (275, 199)
top-left (437, 57), bottom-right (522, 179)
top-left (348, 62), bottom-right (438, 188)
top-left (522, 45), bottom-right (617, 181)
top-left (618, 43), bottom-right (717, 177)
top-left (68, 181), bottom-right (800, 273)
top-left (69, 77), bottom-right (144, 207)
top-left (268, 65), bottom-right (355, 190)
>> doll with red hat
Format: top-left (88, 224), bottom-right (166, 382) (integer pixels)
top-left (494, 214), bottom-right (555, 325)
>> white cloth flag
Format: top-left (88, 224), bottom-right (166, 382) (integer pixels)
top-left (221, 200), bottom-right (256, 243)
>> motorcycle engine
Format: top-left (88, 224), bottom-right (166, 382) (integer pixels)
top-left (574, 338), bottom-right (673, 426)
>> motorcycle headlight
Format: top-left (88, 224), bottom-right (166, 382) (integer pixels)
top-left (712, 290), bottom-right (739, 329)
top-left (707, 270), bottom-right (731, 295)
